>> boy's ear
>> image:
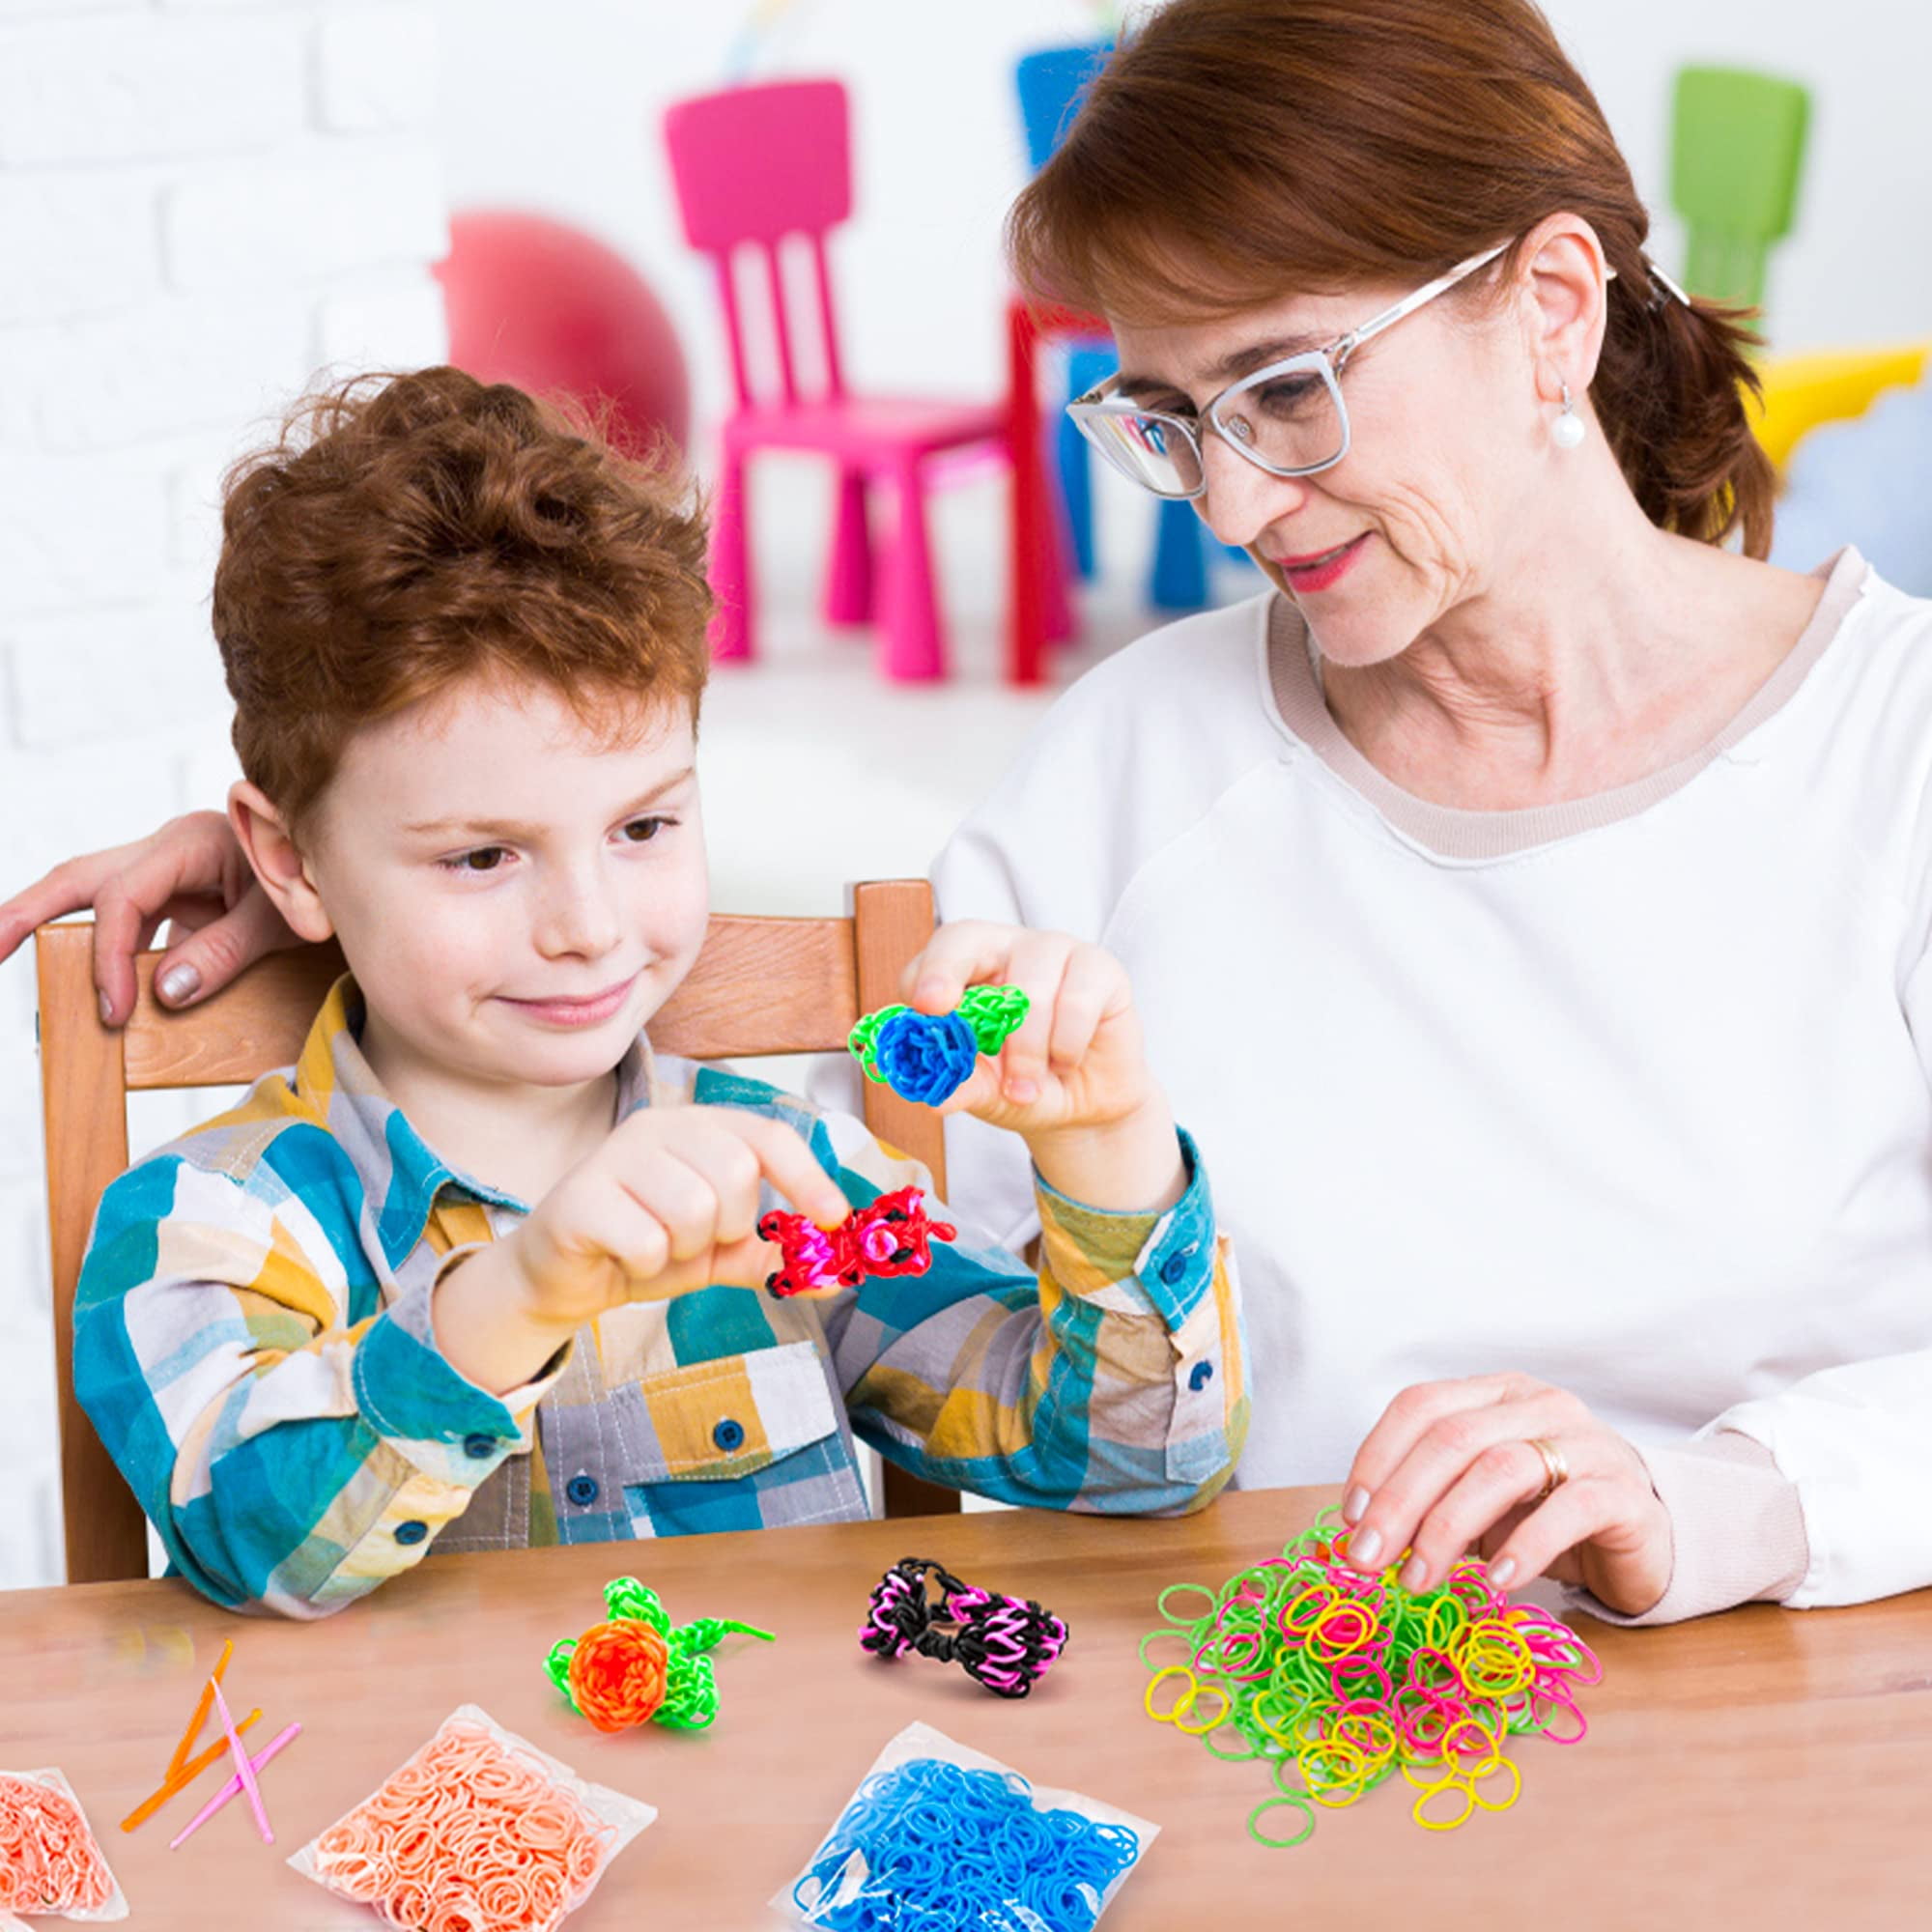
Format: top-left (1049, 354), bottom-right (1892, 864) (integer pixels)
top-left (228, 782), bottom-right (335, 944)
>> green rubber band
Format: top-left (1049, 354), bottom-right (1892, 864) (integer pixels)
top-left (1202, 1722), bottom-right (1261, 1762)
top-left (1248, 1794), bottom-right (1317, 1850)
top-left (1156, 1582), bottom-right (1221, 1625)
top-left (846, 1007), bottom-right (904, 1081)
top-left (1138, 1628), bottom-right (1198, 1673)
top-left (956, 984), bottom-right (1031, 1056)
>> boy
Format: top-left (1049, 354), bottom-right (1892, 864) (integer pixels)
top-left (73, 368), bottom-right (1246, 1618)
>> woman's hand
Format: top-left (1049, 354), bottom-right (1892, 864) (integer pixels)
top-left (900, 921), bottom-right (1184, 1214)
top-left (0, 811), bottom-right (296, 1023)
top-left (1337, 1372), bottom-right (1673, 1616)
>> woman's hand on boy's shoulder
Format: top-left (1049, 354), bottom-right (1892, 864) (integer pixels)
top-left (500, 1104), bottom-right (853, 1329)
top-left (0, 810), bottom-right (296, 1023)
top-left (900, 922), bottom-right (1185, 1214)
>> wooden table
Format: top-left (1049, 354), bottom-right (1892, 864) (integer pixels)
top-left (3, 1487), bottom-right (1928, 1931)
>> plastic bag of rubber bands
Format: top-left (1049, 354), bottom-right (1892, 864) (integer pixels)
top-left (287, 1706), bottom-right (656, 1932)
top-left (0, 1768), bottom-right (128, 1926)
top-left (774, 1721), bottom-right (1157, 1932)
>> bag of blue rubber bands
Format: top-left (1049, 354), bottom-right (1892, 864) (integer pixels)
top-left (774, 1721), bottom-right (1158, 1932)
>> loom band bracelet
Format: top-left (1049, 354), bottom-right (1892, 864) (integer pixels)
top-left (1155, 1582), bottom-right (1221, 1626)
top-left (1143, 1665), bottom-right (1202, 1724)
top-left (1412, 1774), bottom-right (1479, 1833)
top-left (1247, 1794), bottom-right (1318, 1851)
top-left (1137, 1627), bottom-right (1200, 1673)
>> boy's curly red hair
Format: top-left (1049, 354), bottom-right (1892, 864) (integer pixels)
top-left (213, 366), bottom-right (713, 835)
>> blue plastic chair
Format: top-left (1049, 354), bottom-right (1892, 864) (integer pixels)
top-left (1014, 43), bottom-right (1221, 611)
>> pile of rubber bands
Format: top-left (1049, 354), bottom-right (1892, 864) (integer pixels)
top-left (0, 1771), bottom-right (118, 1918)
top-left (790, 1755), bottom-right (1140, 1932)
top-left (1140, 1505), bottom-right (1602, 1846)
top-left (297, 1712), bottom-right (633, 1932)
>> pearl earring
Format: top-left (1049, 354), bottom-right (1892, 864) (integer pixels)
top-left (1552, 379), bottom-right (1585, 451)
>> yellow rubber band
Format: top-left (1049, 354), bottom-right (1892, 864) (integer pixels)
top-left (1413, 1774), bottom-right (1476, 1832)
top-left (1173, 1684), bottom-right (1232, 1735)
top-left (1468, 1754), bottom-right (1522, 1813)
top-left (1144, 1665), bottom-right (1199, 1724)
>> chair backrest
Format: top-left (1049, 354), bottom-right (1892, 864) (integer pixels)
top-left (1014, 42), bottom-right (1111, 171)
top-left (1669, 65), bottom-right (1811, 319)
top-left (662, 78), bottom-right (852, 410)
top-left (37, 878), bottom-right (958, 1587)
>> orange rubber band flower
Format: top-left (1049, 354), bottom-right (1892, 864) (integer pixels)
top-left (565, 1620), bottom-right (670, 1733)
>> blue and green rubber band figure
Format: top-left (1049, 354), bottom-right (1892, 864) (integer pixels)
top-left (848, 984), bottom-right (1031, 1107)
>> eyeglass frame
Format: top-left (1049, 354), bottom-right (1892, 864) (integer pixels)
top-left (1065, 240), bottom-right (1518, 499)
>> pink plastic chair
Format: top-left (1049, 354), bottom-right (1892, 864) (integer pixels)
top-left (662, 78), bottom-right (1012, 681)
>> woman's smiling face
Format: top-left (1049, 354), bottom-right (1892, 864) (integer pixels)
top-left (1109, 270), bottom-right (1550, 668)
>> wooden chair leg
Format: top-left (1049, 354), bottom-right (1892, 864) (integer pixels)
top-left (883, 1461), bottom-right (964, 1520)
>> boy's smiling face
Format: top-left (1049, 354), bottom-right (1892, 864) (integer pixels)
top-left (272, 674), bottom-right (709, 1094)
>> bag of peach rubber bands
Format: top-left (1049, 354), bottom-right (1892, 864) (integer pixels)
top-left (0, 1767), bottom-right (128, 1927)
top-left (287, 1706), bottom-right (656, 1932)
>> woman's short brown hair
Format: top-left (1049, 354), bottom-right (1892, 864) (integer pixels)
top-left (1009, 0), bottom-right (1774, 557)
top-left (213, 366), bottom-right (713, 835)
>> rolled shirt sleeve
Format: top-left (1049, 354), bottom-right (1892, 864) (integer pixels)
top-left (817, 1113), bottom-right (1250, 1515)
top-left (74, 1158), bottom-right (568, 1618)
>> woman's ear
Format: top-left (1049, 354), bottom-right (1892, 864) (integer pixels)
top-left (1519, 213), bottom-right (1610, 404)
top-left (228, 782), bottom-right (334, 944)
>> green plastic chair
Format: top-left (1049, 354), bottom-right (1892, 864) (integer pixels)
top-left (1668, 66), bottom-right (1810, 327)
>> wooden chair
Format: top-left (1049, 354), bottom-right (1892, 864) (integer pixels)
top-left (36, 879), bottom-right (960, 1588)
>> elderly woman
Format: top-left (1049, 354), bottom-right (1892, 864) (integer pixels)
top-left (7, 0), bottom-right (1926, 1623)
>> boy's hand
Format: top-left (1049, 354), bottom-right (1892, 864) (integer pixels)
top-left (901, 922), bottom-right (1185, 1214)
top-left (432, 1108), bottom-right (851, 1395)
top-left (506, 1107), bottom-right (852, 1329)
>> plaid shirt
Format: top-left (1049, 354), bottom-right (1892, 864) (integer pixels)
top-left (74, 980), bottom-right (1247, 1618)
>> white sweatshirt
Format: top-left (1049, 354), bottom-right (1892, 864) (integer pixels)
top-left (930, 548), bottom-right (1932, 1620)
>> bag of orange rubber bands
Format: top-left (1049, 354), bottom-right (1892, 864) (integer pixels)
top-left (288, 1706), bottom-right (656, 1932)
top-left (0, 1767), bottom-right (128, 1927)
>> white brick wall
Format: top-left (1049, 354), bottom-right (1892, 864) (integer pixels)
top-left (0, 0), bottom-right (448, 1592)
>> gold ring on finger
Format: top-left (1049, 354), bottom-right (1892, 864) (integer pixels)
top-left (1526, 1436), bottom-right (1569, 1504)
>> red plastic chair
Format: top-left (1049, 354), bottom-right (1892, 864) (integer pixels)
top-left (663, 78), bottom-right (1016, 682)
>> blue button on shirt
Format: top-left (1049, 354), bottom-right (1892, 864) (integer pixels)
top-left (713, 1418), bottom-right (746, 1453)
top-left (393, 1520), bottom-right (428, 1546)
top-left (1160, 1243), bottom-right (1199, 1287)
top-left (565, 1473), bottom-right (600, 1507)
top-left (462, 1434), bottom-right (496, 1460)
top-left (1188, 1361), bottom-right (1215, 1392)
